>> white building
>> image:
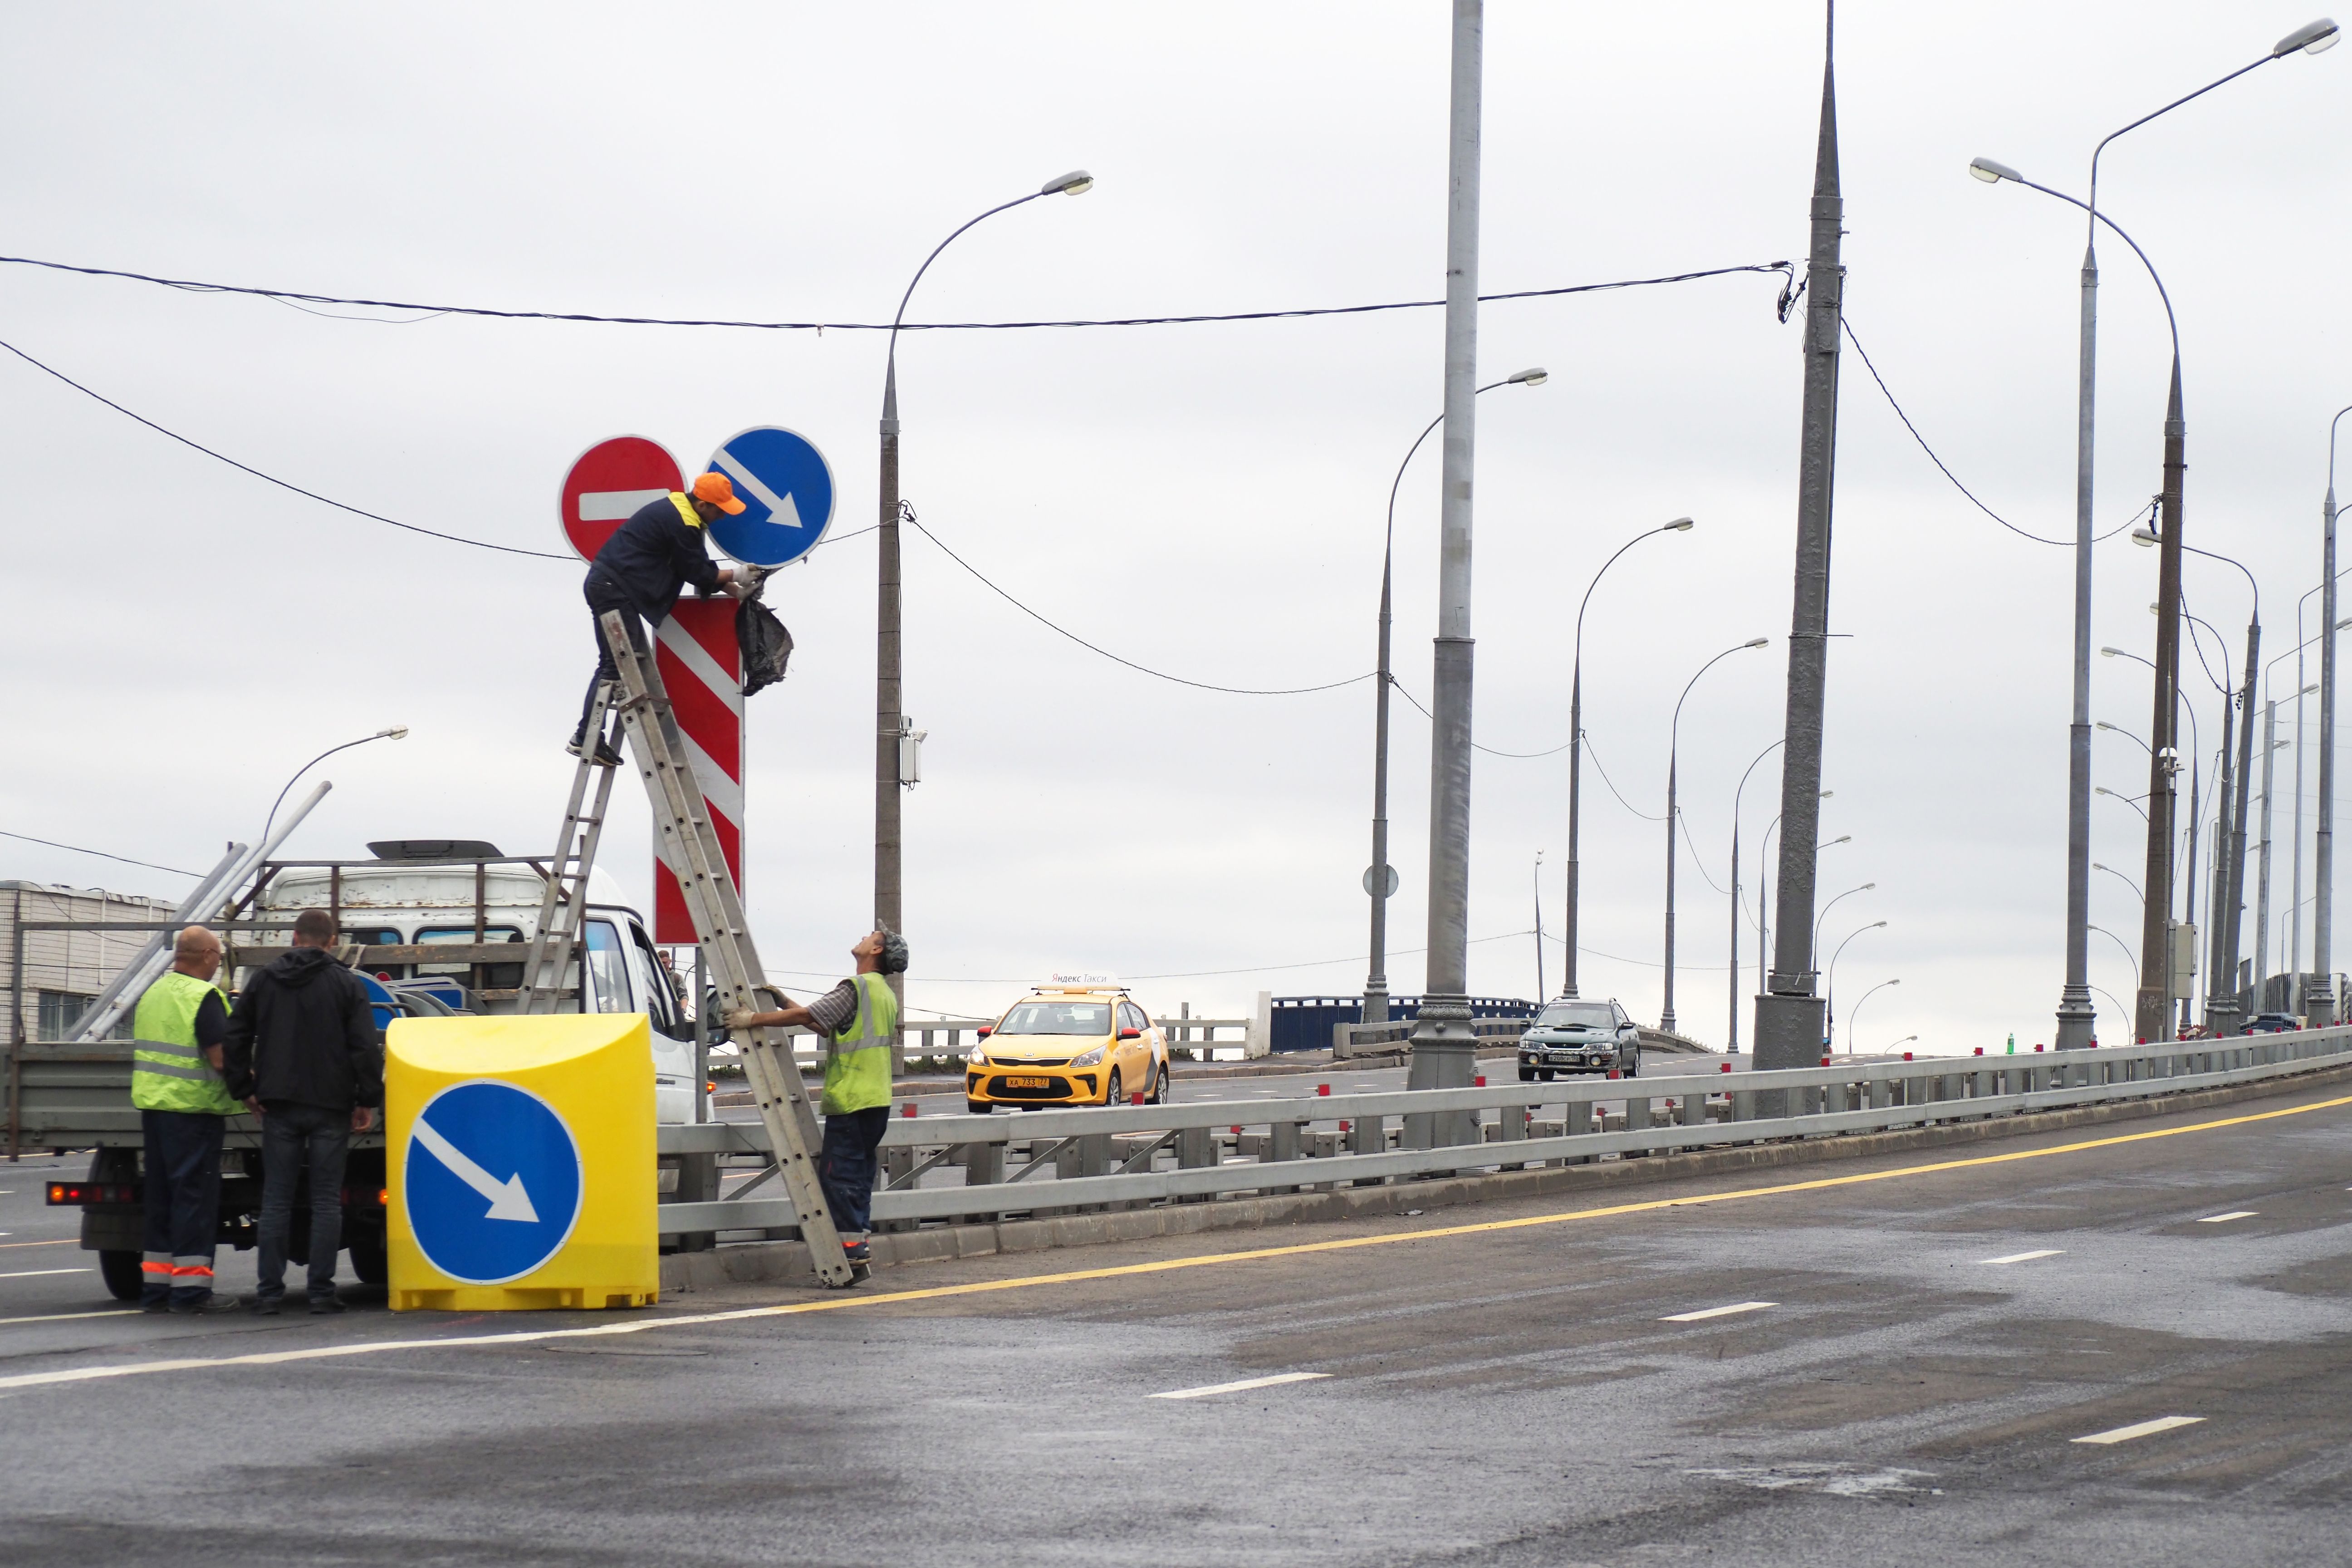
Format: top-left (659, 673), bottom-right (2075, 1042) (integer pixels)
top-left (3, 882), bottom-right (179, 1045)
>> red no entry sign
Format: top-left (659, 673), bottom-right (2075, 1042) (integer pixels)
top-left (559, 435), bottom-right (684, 563)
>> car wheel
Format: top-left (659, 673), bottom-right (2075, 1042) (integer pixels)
top-left (1518, 1066), bottom-right (1536, 1082)
top-left (1622, 1051), bottom-right (1639, 1079)
top-left (1148, 1066), bottom-right (1169, 1104)
top-left (1105, 1069), bottom-right (1123, 1107)
top-left (965, 1100), bottom-right (994, 1115)
top-left (1539, 1068), bottom-right (1556, 1082)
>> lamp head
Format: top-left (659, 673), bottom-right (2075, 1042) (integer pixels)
top-left (2274, 18), bottom-right (2340, 55)
top-left (1664, 517), bottom-right (1695, 533)
top-left (2307, 682), bottom-right (2324, 695)
top-left (1041, 170), bottom-right (1095, 196)
top-left (2095, 721), bottom-right (2117, 731)
top-left (1871, 921), bottom-right (1888, 930)
top-left (1861, 883), bottom-right (1877, 891)
top-left (2337, 616), bottom-right (2352, 630)
top-left (1826, 834), bottom-right (1852, 846)
top-left (1506, 367), bottom-right (1548, 386)
top-left (377, 726), bottom-right (410, 740)
top-left (1743, 637), bottom-right (1770, 649)
top-left (2131, 527), bottom-right (2160, 548)
top-left (1968, 156), bottom-right (2024, 184)
top-left (1820, 790), bottom-right (1833, 799)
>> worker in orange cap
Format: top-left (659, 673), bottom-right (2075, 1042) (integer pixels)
top-left (570, 472), bottom-right (764, 764)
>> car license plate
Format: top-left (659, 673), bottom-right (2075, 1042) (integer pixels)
top-left (1003, 1075), bottom-right (1049, 1088)
top-left (1549, 1052), bottom-right (1577, 1064)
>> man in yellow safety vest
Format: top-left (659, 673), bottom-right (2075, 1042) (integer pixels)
top-left (725, 928), bottom-right (905, 1278)
top-left (129, 925), bottom-right (245, 1313)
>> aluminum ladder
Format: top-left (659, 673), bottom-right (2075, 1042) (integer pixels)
top-left (595, 609), bottom-right (856, 1288)
top-left (517, 681), bottom-right (621, 1014)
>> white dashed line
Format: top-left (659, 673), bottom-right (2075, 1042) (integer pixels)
top-left (0, 1268), bottom-right (91, 1279)
top-left (0, 1308), bottom-right (141, 1327)
top-left (2073, 1416), bottom-right (2204, 1445)
top-left (1981, 1250), bottom-right (2066, 1265)
top-left (1150, 1372), bottom-right (1330, 1400)
top-left (1661, 1301), bottom-right (1777, 1323)
top-left (2196, 1211), bottom-right (2259, 1224)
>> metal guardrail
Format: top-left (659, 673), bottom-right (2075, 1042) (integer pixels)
top-left (754, 1013), bottom-right (1257, 1073)
top-left (652, 1028), bottom-right (2352, 1236)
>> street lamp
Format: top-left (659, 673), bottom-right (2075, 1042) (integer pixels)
top-left (1846, 976), bottom-right (1899, 1055)
top-left (1560, 514), bottom-right (1695, 1000)
top-left (2093, 861), bottom-right (2145, 904)
top-left (1363, 367), bottom-right (1550, 1024)
top-left (873, 169), bottom-right (1094, 1013)
top-left (1824, 922), bottom-right (1888, 1049)
top-left (1969, 15), bottom-right (2337, 1049)
top-left (1812, 882), bottom-right (1875, 968)
top-left (1885, 1034), bottom-right (1920, 1054)
top-left (1661, 637), bottom-right (1769, 1035)
top-left (262, 726), bottom-right (409, 846)
top-left (2096, 720), bottom-right (2150, 754)
top-left (2318, 403), bottom-right (2352, 1021)
top-left (2096, 786), bottom-right (2149, 822)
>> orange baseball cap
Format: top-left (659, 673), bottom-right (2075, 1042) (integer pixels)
top-left (692, 472), bottom-right (749, 515)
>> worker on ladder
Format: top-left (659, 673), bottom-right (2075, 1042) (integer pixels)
top-left (569, 473), bottom-right (763, 766)
top-left (129, 926), bottom-right (244, 1314)
top-left (726, 928), bottom-right (907, 1278)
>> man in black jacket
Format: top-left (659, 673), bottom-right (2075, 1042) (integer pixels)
top-left (222, 907), bottom-right (383, 1315)
top-left (568, 473), bottom-right (760, 765)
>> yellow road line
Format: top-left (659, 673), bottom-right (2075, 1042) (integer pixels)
top-left (2, 1089), bottom-right (2345, 1395)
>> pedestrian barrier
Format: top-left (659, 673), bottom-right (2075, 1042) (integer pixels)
top-left (651, 1029), bottom-right (2352, 1240)
top-left (751, 1011), bottom-right (1259, 1074)
top-left (388, 1011), bottom-right (659, 1310)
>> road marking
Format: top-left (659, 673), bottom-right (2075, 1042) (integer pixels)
top-left (6, 1088), bottom-right (2351, 1395)
top-left (2196, 1211), bottom-right (2258, 1223)
top-left (1981, 1249), bottom-right (2066, 1264)
top-left (2073, 1416), bottom-right (2204, 1446)
top-left (1662, 1301), bottom-right (1776, 1322)
top-left (0, 1239), bottom-right (77, 1249)
top-left (1149, 1372), bottom-right (1329, 1400)
top-left (0, 1269), bottom-right (91, 1279)
top-left (0, 1308), bottom-right (142, 1327)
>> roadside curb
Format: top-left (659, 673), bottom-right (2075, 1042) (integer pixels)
top-left (659, 1057), bottom-right (2352, 1294)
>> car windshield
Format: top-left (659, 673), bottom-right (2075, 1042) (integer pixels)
top-left (996, 1000), bottom-right (1113, 1036)
top-left (1536, 1003), bottom-right (1617, 1029)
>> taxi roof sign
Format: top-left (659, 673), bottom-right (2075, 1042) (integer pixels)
top-left (1047, 970), bottom-right (1119, 986)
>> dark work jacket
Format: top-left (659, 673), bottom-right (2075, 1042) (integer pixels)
top-left (221, 947), bottom-right (383, 1112)
top-left (586, 493), bottom-right (723, 623)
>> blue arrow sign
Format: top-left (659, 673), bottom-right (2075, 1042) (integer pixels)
top-left (403, 1081), bottom-right (583, 1285)
top-left (703, 425), bottom-right (835, 568)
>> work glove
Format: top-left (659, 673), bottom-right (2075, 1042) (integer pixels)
top-left (729, 565), bottom-right (770, 600)
top-left (723, 1009), bottom-right (763, 1030)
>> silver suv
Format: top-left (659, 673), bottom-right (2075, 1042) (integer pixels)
top-left (1517, 998), bottom-right (1642, 1080)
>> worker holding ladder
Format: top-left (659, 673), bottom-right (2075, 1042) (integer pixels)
top-left (725, 929), bottom-right (906, 1275)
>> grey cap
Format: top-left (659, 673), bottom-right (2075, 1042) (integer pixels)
top-left (877, 927), bottom-right (910, 975)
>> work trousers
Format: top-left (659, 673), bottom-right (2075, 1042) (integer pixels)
top-left (573, 576), bottom-right (656, 745)
top-left (818, 1107), bottom-right (892, 1238)
top-left (139, 1109), bottom-right (226, 1307)
top-left (256, 1102), bottom-right (350, 1304)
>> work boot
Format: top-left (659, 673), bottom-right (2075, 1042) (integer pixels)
top-left (170, 1293), bottom-right (244, 1315)
top-left (250, 1296), bottom-right (281, 1317)
top-left (309, 1296), bottom-right (347, 1316)
top-left (564, 733), bottom-right (624, 768)
top-left (842, 1240), bottom-right (872, 1264)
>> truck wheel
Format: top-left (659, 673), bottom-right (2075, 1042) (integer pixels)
top-left (348, 1231), bottom-right (388, 1286)
top-left (98, 1250), bottom-right (144, 1303)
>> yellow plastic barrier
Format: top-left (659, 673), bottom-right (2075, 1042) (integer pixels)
top-left (386, 1012), bottom-right (657, 1312)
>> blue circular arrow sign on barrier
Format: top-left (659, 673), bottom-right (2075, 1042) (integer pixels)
top-left (404, 1081), bottom-right (584, 1285)
top-left (704, 425), bottom-right (835, 568)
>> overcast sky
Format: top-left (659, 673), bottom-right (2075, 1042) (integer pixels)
top-left (5, 3), bottom-right (2350, 1052)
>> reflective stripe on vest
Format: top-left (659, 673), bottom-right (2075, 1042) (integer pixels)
top-left (130, 970), bottom-right (239, 1115)
top-left (820, 971), bottom-right (898, 1116)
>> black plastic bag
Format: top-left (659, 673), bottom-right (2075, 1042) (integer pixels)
top-left (738, 598), bottom-right (794, 696)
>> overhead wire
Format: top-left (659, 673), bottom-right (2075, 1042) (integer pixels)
top-left (0, 829), bottom-right (201, 879)
top-left (0, 253), bottom-right (1793, 333)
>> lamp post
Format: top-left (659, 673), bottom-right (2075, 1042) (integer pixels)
top-left (262, 726), bottom-right (408, 846)
top-left (1403, 0), bottom-right (1489, 1137)
top-left (1823, 921), bottom-right (1887, 1053)
top-left (1756, 791), bottom-right (1830, 1014)
top-left (1363, 367), bottom-right (1549, 1024)
top-left (873, 169), bottom-right (1093, 1017)
top-left (1846, 975), bottom-right (1898, 1054)
top-left (1967, 14), bottom-right (2339, 1049)
top-left (1728, 737), bottom-right (1784, 1052)
top-left (2320, 405), bottom-right (2352, 1024)
top-left (1561, 516), bottom-right (1695, 1000)
top-left (1662, 638), bottom-right (1769, 1035)
top-left (1532, 850), bottom-right (1546, 1002)
top-left (1812, 882), bottom-right (1875, 969)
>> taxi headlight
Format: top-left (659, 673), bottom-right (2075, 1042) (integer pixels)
top-left (1070, 1046), bottom-right (1106, 1068)
top-left (966, 1049), bottom-right (988, 1067)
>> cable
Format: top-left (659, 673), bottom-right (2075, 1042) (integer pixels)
top-left (1676, 811), bottom-right (1732, 896)
top-left (0, 253), bottom-right (1793, 333)
top-left (1386, 680), bottom-right (1585, 762)
top-left (902, 504), bottom-right (1371, 696)
top-left (0, 334), bottom-right (576, 561)
top-left (0, 829), bottom-right (201, 878)
top-left (1840, 315), bottom-right (2141, 549)
top-left (1580, 730), bottom-right (1666, 823)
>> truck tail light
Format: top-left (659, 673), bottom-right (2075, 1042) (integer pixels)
top-left (47, 1181), bottom-right (137, 1206)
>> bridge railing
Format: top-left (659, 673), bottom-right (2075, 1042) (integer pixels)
top-left (653, 1028), bottom-right (2352, 1238)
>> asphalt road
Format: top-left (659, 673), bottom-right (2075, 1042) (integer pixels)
top-left (4, 1077), bottom-right (2350, 1565)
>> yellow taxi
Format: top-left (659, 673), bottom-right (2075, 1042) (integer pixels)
top-left (965, 985), bottom-right (1170, 1112)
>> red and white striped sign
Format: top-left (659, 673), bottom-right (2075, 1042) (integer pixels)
top-left (652, 598), bottom-right (744, 944)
